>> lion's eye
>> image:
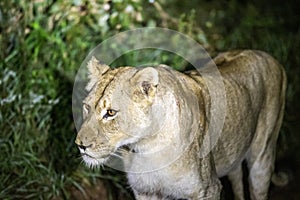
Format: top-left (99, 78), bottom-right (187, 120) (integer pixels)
top-left (103, 109), bottom-right (117, 119)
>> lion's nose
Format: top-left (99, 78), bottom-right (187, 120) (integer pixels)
top-left (75, 137), bottom-right (93, 151)
top-left (77, 142), bottom-right (93, 151)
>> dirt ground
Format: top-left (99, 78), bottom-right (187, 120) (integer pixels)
top-left (69, 180), bottom-right (109, 200)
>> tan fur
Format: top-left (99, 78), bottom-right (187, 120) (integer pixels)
top-left (75, 50), bottom-right (286, 200)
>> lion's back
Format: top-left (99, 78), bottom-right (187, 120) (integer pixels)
top-left (185, 50), bottom-right (286, 177)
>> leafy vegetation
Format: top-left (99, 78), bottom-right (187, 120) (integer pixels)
top-left (1, 0), bottom-right (299, 199)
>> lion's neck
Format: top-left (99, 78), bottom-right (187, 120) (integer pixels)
top-left (124, 72), bottom-right (208, 172)
top-left (125, 98), bottom-right (201, 172)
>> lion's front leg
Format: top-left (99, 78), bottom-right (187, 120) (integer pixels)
top-left (189, 180), bottom-right (222, 200)
top-left (190, 152), bottom-right (222, 200)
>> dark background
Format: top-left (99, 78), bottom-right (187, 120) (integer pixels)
top-left (0, 0), bottom-right (299, 199)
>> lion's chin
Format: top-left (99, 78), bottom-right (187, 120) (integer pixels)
top-left (81, 154), bottom-right (109, 168)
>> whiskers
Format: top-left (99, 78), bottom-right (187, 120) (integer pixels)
top-left (75, 155), bottom-right (85, 165)
top-left (76, 152), bottom-right (107, 169)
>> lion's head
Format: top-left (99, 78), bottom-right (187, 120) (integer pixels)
top-left (75, 57), bottom-right (170, 167)
top-left (75, 57), bottom-right (201, 169)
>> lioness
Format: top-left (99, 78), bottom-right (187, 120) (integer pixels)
top-left (75, 50), bottom-right (286, 200)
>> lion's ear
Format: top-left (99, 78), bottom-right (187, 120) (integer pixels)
top-left (130, 67), bottom-right (159, 98)
top-left (86, 56), bottom-right (110, 91)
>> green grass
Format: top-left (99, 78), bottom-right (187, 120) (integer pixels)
top-left (1, 0), bottom-right (299, 199)
top-left (0, 0), bottom-right (139, 199)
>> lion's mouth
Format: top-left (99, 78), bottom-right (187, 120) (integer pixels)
top-left (81, 152), bottom-right (110, 167)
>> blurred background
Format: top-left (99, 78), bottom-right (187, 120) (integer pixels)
top-left (0, 0), bottom-right (299, 199)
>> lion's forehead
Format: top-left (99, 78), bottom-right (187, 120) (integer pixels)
top-left (86, 67), bottom-right (134, 106)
